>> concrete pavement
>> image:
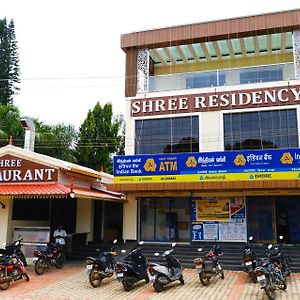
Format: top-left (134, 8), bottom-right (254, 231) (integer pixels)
top-left (1, 263), bottom-right (300, 300)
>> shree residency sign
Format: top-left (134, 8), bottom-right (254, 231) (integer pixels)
top-left (0, 154), bottom-right (58, 183)
top-left (131, 85), bottom-right (300, 116)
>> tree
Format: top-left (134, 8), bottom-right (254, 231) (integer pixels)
top-left (34, 122), bottom-right (78, 163)
top-left (0, 104), bottom-right (24, 147)
top-left (76, 102), bottom-right (123, 173)
top-left (0, 18), bottom-right (20, 105)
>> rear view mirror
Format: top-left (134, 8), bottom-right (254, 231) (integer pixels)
top-left (171, 242), bottom-right (176, 247)
top-left (154, 252), bottom-right (160, 256)
top-left (268, 244), bottom-right (273, 250)
top-left (249, 236), bottom-right (253, 241)
top-left (139, 241), bottom-right (144, 245)
top-left (279, 236), bottom-right (283, 240)
top-left (96, 248), bottom-right (100, 252)
top-left (113, 239), bottom-right (117, 244)
top-left (197, 248), bottom-right (203, 252)
top-left (121, 249), bottom-right (126, 253)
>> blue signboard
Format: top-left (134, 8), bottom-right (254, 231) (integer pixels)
top-left (114, 148), bottom-right (300, 183)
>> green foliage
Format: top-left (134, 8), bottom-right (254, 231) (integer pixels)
top-left (0, 18), bottom-right (20, 105)
top-left (76, 102), bottom-right (123, 173)
top-left (0, 104), bottom-right (24, 147)
top-left (34, 121), bottom-right (78, 163)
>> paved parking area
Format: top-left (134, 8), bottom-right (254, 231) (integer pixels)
top-left (1, 263), bottom-right (300, 300)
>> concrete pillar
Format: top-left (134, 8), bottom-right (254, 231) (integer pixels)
top-left (0, 198), bottom-right (12, 246)
top-left (76, 198), bottom-right (93, 243)
top-left (123, 194), bottom-right (137, 242)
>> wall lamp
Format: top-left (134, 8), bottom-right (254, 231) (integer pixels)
top-left (0, 201), bottom-right (6, 209)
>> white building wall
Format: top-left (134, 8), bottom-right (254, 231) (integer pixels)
top-left (0, 198), bottom-right (12, 246)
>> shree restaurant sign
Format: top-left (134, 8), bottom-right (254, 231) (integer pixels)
top-left (0, 154), bottom-right (58, 183)
top-left (131, 85), bottom-right (300, 116)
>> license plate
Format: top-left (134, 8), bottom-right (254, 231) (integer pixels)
top-left (257, 274), bottom-right (266, 281)
top-left (86, 265), bottom-right (93, 273)
top-left (245, 261), bottom-right (252, 266)
top-left (116, 272), bottom-right (123, 278)
top-left (196, 266), bottom-right (202, 272)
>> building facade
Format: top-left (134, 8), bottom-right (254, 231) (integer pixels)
top-left (0, 145), bottom-right (123, 256)
top-left (111, 10), bottom-right (300, 244)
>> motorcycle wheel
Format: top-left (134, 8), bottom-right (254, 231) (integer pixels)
top-left (199, 271), bottom-right (211, 286)
top-left (153, 278), bottom-right (164, 293)
top-left (122, 276), bottom-right (134, 291)
top-left (278, 277), bottom-right (287, 291)
top-left (250, 272), bottom-right (257, 283)
top-left (55, 255), bottom-right (65, 269)
top-left (264, 284), bottom-right (276, 300)
top-left (23, 273), bottom-right (30, 281)
top-left (179, 275), bottom-right (185, 284)
top-left (35, 258), bottom-right (46, 275)
top-left (0, 270), bottom-right (10, 290)
top-left (89, 268), bottom-right (103, 288)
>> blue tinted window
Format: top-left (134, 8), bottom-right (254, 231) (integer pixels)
top-left (135, 116), bottom-right (199, 154)
top-left (240, 66), bottom-right (283, 84)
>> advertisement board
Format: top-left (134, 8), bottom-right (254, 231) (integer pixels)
top-left (114, 148), bottom-right (300, 183)
top-left (191, 197), bottom-right (246, 242)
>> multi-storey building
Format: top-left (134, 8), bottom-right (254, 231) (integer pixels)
top-left (112, 10), bottom-right (300, 245)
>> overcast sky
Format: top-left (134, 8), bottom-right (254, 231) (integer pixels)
top-left (1, 0), bottom-right (300, 129)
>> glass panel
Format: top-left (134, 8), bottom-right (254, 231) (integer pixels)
top-left (140, 198), bottom-right (155, 241)
top-left (205, 42), bottom-right (217, 58)
top-left (193, 43), bottom-right (205, 59)
top-left (169, 46), bottom-right (182, 62)
top-left (217, 40), bottom-right (229, 57)
top-left (257, 35), bottom-right (268, 53)
top-left (272, 33), bottom-right (282, 51)
top-left (155, 198), bottom-right (169, 241)
top-left (243, 37), bottom-right (254, 54)
top-left (223, 109), bottom-right (298, 150)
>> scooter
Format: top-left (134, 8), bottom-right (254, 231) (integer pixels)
top-left (86, 239), bottom-right (118, 287)
top-left (242, 236), bottom-right (257, 283)
top-left (115, 241), bottom-right (149, 291)
top-left (193, 243), bottom-right (224, 286)
top-left (148, 243), bottom-right (184, 293)
top-left (0, 252), bottom-right (30, 290)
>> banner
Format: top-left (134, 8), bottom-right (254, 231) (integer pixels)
top-left (114, 148), bottom-right (300, 183)
top-left (191, 197), bottom-right (247, 242)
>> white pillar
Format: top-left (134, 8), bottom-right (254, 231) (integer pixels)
top-left (123, 194), bottom-right (137, 241)
top-left (137, 49), bottom-right (150, 94)
top-left (76, 198), bottom-right (93, 243)
top-left (0, 198), bottom-right (12, 246)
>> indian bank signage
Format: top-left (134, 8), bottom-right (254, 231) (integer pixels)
top-left (131, 85), bottom-right (300, 117)
top-left (0, 154), bottom-right (58, 183)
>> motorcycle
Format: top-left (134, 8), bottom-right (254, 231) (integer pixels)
top-left (267, 236), bottom-right (291, 277)
top-left (148, 242), bottom-right (184, 293)
top-left (193, 243), bottom-right (224, 286)
top-left (115, 241), bottom-right (149, 291)
top-left (86, 239), bottom-right (118, 287)
top-left (33, 242), bottom-right (65, 275)
top-left (1, 235), bottom-right (27, 267)
top-left (242, 236), bottom-right (257, 283)
top-left (0, 252), bottom-right (30, 290)
top-left (255, 256), bottom-right (287, 300)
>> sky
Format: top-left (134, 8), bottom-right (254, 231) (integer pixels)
top-left (1, 0), bottom-right (300, 129)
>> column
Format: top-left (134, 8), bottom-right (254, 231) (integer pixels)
top-left (293, 30), bottom-right (300, 79)
top-left (136, 49), bottom-right (150, 94)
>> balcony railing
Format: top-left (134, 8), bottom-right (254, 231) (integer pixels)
top-left (148, 63), bottom-right (295, 93)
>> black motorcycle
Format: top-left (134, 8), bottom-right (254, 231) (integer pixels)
top-left (1, 235), bottom-right (27, 267)
top-left (86, 239), bottom-right (118, 287)
top-left (255, 256), bottom-right (287, 300)
top-left (33, 242), bottom-right (65, 275)
top-left (242, 236), bottom-right (257, 283)
top-left (267, 236), bottom-right (291, 277)
top-left (194, 243), bottom-right (224, 286)
top-left (115, 241), bottom-right (149, 291)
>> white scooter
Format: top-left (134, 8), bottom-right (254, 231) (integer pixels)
top-left (147, 243), bottom-right (184, 293)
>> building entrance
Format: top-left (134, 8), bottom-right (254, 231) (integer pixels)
top-left (247, 196), bottom-right (300, 244)
top-left (139, 197), bottom-right (190, 242)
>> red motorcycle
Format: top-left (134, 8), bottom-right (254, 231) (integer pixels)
top-left (0, 252), bottom-right (30, 290)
